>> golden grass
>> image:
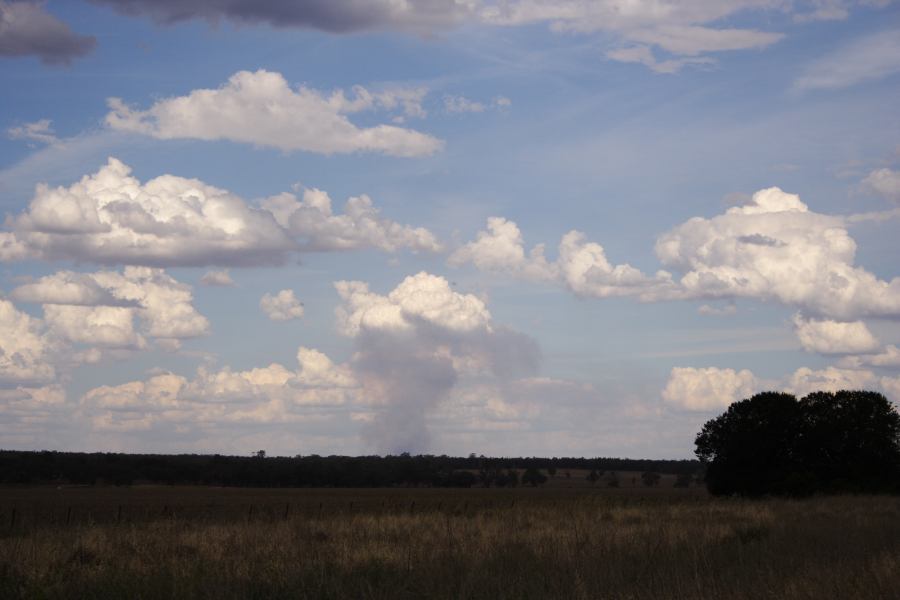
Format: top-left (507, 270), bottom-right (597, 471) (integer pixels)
top-left (1, 488), bottom-right (898, 599)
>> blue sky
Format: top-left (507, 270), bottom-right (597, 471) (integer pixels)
top-left (1, 0), bottom-right (899, 458)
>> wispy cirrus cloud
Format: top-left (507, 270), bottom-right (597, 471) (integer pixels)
top-left (794, 28), bottom-right (900, 91)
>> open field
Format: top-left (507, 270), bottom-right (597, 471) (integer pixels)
top-left (1, 485), bottom-right (898, 599)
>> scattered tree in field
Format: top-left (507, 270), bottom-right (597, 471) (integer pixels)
top-left (507, 469), bottom-right (520, 487)
top-left (641, 471), bottom-right (661, 487)
top-left (521, 467), bottom-right (548, 487)
top-left (696, 390), bottom-right (900, 496)
top-left (607, 472), bottom-right (619, 487)
top-left (587, 469), bottom-right (600, 485)
top-left (547, 466), bottom-right (557, 477)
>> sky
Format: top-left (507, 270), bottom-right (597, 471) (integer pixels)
top-left (1, 0), bottom-right (899, 459)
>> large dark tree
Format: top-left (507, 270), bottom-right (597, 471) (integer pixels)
top-left (798, 390), bottom-right (900, 492)
top-left (696, 390), bottom-right (900, 496)
top-left (695, 392), bottom-right (803, 496)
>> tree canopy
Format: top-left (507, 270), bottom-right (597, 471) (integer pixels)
top-left (696, 390), bottom-right (900, 496)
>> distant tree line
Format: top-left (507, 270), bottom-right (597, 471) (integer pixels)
top-left (0, 451), bottom-right (698, 488)
top-left (696, 390), bottom-right (900, 496)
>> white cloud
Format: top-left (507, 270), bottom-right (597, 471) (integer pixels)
top-left (7, 118), bottom-right (59, 145)
top-left (662, 366), bottom-right (759, 410)
top-left (335, 271), bottom-right (492, 336)
top-left (0, 299), bottom-right (56, 385)
top-left (260, 289), bottom-right (304, 321)
top-left (0, 157), bottom-right (441, 266)
top-left (663, 363), bottom-right (896, 410)
top-left (794, 28), bottom-right (900, 91)
top-left (656, 187), bottom-right (900, 319)
top-left (450, 217), bottom-right (677, 299)
top-left (80, 345), bottom-right (360, 432)
top-left (444, 95), bottom-right (486, 113)
top-left (785, 366), bottom-right (879, 397)
top-left (559, 230), bottom-right (676, 299)
top-left (105, 70), bottom-right (443, 157)
top-left (44, 304), bottom-right (145, 349)
top-left (839, 344), bottom-right (900, 369)
top-left (448, 217), bottom-right (557, 282)
top-left (261, 187), bottom-right (441, 253)
top-left (456, 188), bottom-right (900, 321)
top-left (881, 376), bottom-right (900, 402)
top-left (792, 313), bottom-right (880, 354)
top-left (199, 269), bottom-right (234, 287)
top-left (12, 267), bottom-right (210, 347)
top-left (862, 168), bottom-right (900, 203)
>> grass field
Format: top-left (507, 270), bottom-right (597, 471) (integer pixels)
top-left (1, 483), bottom-right (898, 599)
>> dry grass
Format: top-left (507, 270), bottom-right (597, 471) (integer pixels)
top-left (0, 487), bottom-right (898, 599)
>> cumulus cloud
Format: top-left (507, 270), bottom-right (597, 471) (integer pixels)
top-left (881, 376), bottom-right (900, 402)
top-left (663, 362), bottom-right (897, 411)
top-left (785, 366), bottom-right (879, 398)
top-left (260, 289), bottom-right (304, 321)
top-left (199, 269), bottom-right (234, 287)
top-left (80, 345), bottom-right (360, 433)
top-left (0, 0), bottom-right (95, 65)
top-left (839, 344), bottom-right (900, 369)
top-left (0, 298), bottom-right (56, 385)
top-left (862, 168), bottom-right (900, 203)
top-left (261, 187), bottom-right (441, 253)
top-left (455, 188), bottom-right (900, 321)
top-left (448, 217), bottom-right (557, 282)
top-left (794, 28), bottom-right (900, 91)
top-left (105, 70), bottom-right (443, 157)
top-left (335, 272), bottom-right (539, 453)
top-left (662, 366), bottom-right (759, 410)
top-left (0, 157), bottom-right (441, 266)
top-left (656, 187), bottom-right (900, 320)
top-left (449, 216), bottom-right (677, 299)
top-left (12, 267), bottom-right (210, 348)
top-left (792, 313), bottom-right (880, 355)
top-left (7, 118), bottom-right (59, 145)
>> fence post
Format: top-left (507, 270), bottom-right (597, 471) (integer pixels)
top-left (66, 506), bottom-right (72, 526)
top-left (9, 507), bottom-right (16, 532)
top-left (283, 503), bottom-right (290, 521)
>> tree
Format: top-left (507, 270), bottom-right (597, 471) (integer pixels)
top-left (696, 390), bottom-right (900, 496)
top-left (586, 469), bottom-right (600, 485)
top-left (695, 391), bottom-right (802, 496)
top-left (641, 471), bottom-right (661, 487)
top-left (521, 467), bottom-right (548, 487)
top-left (797, 391), bottom-right (900, 493)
